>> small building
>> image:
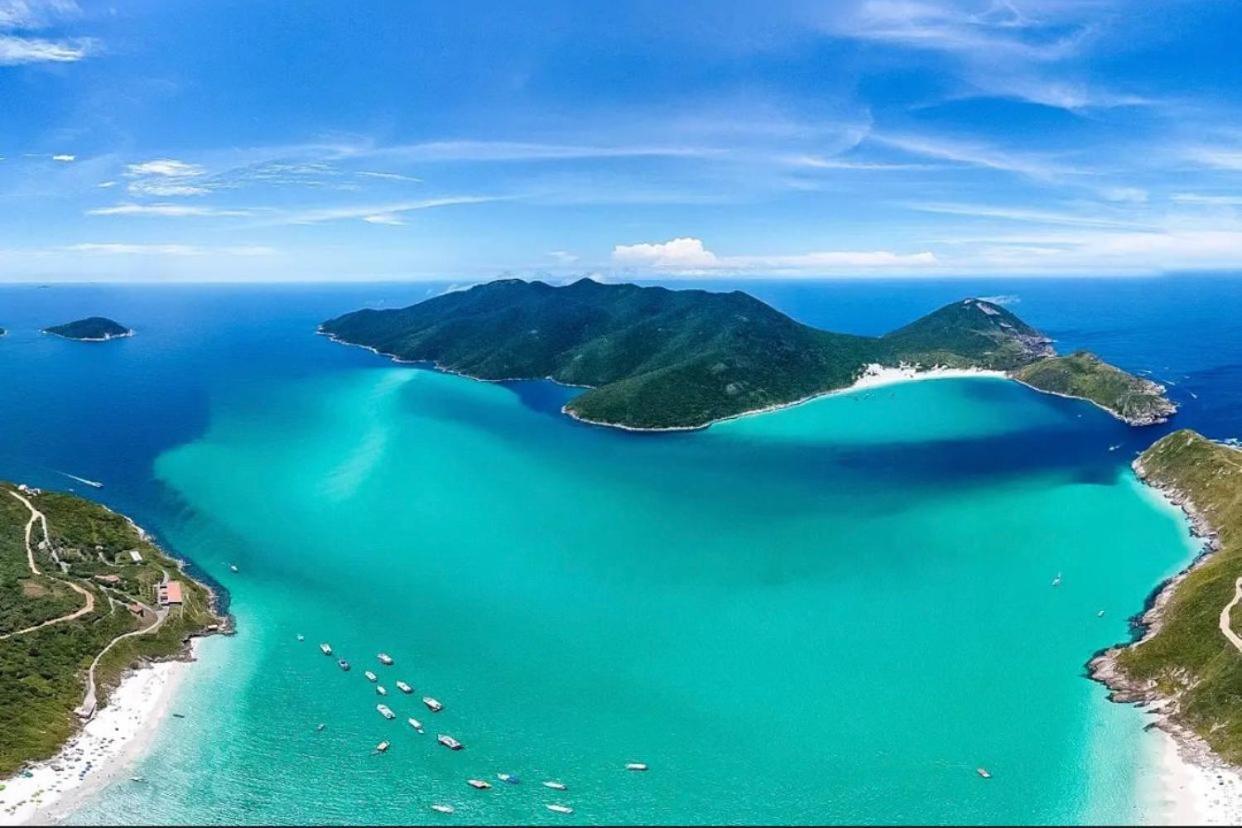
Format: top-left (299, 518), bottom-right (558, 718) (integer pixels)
top-left (127, 549), bottom-right (143, 563)
top-left (158, 580), bottom-right (184, 606)
top-left (127, 602), bottom-right (144, 616)
top-left (94, 574), bottom-right (122, 585)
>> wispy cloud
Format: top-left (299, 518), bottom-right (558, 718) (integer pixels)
top-left (87, 202), bottom-right (255, 218)
top-left (904, 201), bottom-right (1149, 229)
top-left (66, 242), bottom-right (275, 256)
top-left (275, 195), bottom-right (504, 225)
top-left (612, 236), bottom-right (936, 273)
top-left (871, 132), bottom-right (1083, 179)
top-left (0, 1), bottom-right (93, 65)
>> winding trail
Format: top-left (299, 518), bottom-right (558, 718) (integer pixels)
top-left (1219, 577), bottom-right (1242, 654)
top-left (0, 490), bottom-right (95, 641)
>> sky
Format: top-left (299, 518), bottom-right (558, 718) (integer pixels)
top-left (5, 0), bottom-right (1242, 282)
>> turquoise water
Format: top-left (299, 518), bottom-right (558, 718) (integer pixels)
top-left (64, 365), bottom-right (1196, 825)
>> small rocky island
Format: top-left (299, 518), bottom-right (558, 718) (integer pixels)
top-left (1091, 430), bottom-right (1242, 764)
top-left (321, 279), bottom-right (1174, 430)
top-left (43, 317), bottom-right (133, 342)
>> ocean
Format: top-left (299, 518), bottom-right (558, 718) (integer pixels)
top-left (0, 275), bottom-right (1238, 825)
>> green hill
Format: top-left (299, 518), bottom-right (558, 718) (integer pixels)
top-left (1013, 351), bottom-right (1177, 426)
top-left (43, 317), bottom-right (132, 341)
top-left (0, 484), bottom-right (225, 775)
top-left (1093, 431), bottom-right (1242, 763)
top-left (320, 279), bottom-right (1172, 430)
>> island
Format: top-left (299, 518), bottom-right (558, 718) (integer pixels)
top-left (1091, 430), bottom-right (1242, 765)
top-left (0, 483), bottom-right (225, 777)
top-left (42, 317), bottom-right (133, 342)
top-left (320, 278), bottom-right (1173, 430)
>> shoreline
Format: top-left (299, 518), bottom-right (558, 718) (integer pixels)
top-left (1088, 458), bottom-right (1241, 824)
top-left (0, 641), bottom-right (198, 826)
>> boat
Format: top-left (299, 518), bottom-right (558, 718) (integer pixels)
top-left (1051, 573), bottom-right (1062, 587)
top-left (172, 713), bottom-right (185, 719)
top-left (497, 773), bottom-right (520, 784)
top-left (437, 734), bottom-right (463, 751)
top-left (977, 767), bottom-right (991, 779)
top-left (408, 717), bottom-right (424, 732)
top-left (1097, 610), bottom-right (1106, 617)
top-left (423, 696), bottom-right (443, 712)
top-left (130, 776), bottom-right (145, 783)
top-left (229, 563), bottom-right (239, 573)
top-left (626, 762), bottom-right (648, 771)
top-left (378, 653), bottom-right (394, 665)
top-left (338, 659), bottom-right (350, 671)
top-left (376, 741), bottom-right (390, 753)
top-left (1108, 444), bottom-right (1121, 452)
top-left (542, 780), bottom-right (567, 791)
top-left (377, 704), bottom-right (396, 720)
top-left (546, 804), bottom-right (574, 815)
top-left (320, 643), bottom-right (333, 655)
top-left (396, 681), bottom-right (413, 694)
top-left (296, 634), bottom-right (304, 641)
top-left (364, 670), bottom-right (377, 682)
top-left (316, 723), bottom-right (325, 732)
top-left (376, 685), bottom-right (388, 696)
top-left (467, 779), bottom-right (492, 790)
top-left (430, 804), bottom-right (454, 814)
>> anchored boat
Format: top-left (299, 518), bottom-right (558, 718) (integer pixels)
top-left (375, 741), bottom-right (390, 753)
top-left (431, 804), bottom-right (454, 814)
top-left (542, 780), bottom-right (567, 791)
top-left (320, 643), bottom-right (333, 655)
top-left (376, 685), bottom-right (388, 696)
top-left (396, 681), bottom-right (413, 694)
top-left (626, 762), bottom-right (648, 771)
top-left (364, 670), bottom-right (377, 682)
top-left (546, 804), bottom-right (574, 815)
top-left (423, 696), bottom-right (443, 712)
top-left (378, 653), bottom-right (394, 665)
top-left (467, 779), bottom-right (491, 790)
top-left (338, 659), bottom-right (351, 671)
top-left (408, 717), bottom-right (424, 732)
top-left (437, 734), bottom-right (463, 751)
top-left (377, 704), bottom-right (396, 720)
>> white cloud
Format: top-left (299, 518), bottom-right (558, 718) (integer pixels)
top-left (87, 202), bottom-right (253, 218)
top-left (51, 153), bottom-right (74, 162)
top-left (905, 201), bottom-right (1148, 229)
top-left (356, 170), bottom-right (422, 183)
top-left (1183, 147), bottom-right (1242, 171)
top-left (362, 213), bottom-right (405, 225)
top-left (125, 159), bottom-right (206, 178)
top-left (1100, 187), bottom-right (1147, 204)
top-left (124, 159), bottom-right (210, 197)
top-left (613, 237), bottom-right (720, 269)
top-left (0, 34), bottom-right (90, 64)
top-left (872, 132), bottom-right (1080, 180)
top-left (278, 195), bottom-right (501, 225)
top-left (1171, 193), bottom-right (1242, 206)
top-left (382, 140), bottom-right (720, 164)
top-left (612, 237), bottom-right (936, 273)
top-left (548, 250), bottom-right (578, 264)
top-left (96, 180), bottom-right (116, 188)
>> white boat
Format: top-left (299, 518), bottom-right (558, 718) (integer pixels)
top-left (377, 704), bottom-right (396, 720)
top-left (467, 779), bottom-right (491, 790)
top-left (229, 564), bottom-right (239, 573)
top-left (1051, 573), bottom-right (1062, 587)
top-left (364, 670), bottom-right (377, 682)
top-left (408, 717), bottom-right (424, 732)
top-left (320, 643), bottom-right (332, 655)
top-left (437, 734), bottom-right (463, 751)
top-left (396, 681), bottom-right (413, 694)
top-left (626, 762), bottom-right (648, 771)
top-left (546, 804), bottom-right (574, 815)
top-left (430, 804), bottom-right (454, 814)
top-left (977, 767), bottom-right (991, 779)
top-left (376, 741), bottom-right (390, 753)
top-left (542, 780), bottom-right (567, 791)
top-left (497, 773), bottom-right (519, 784)
top-left (1097, 609), bottom-right (1106, 617)
top-left (423, 696), bottom-right (443, 712)
top-left (378, 653), bottom-right (394, 665)
top-left (296, 634), bottom-right (304, 641)
top-left (376, 685), bottom-right (388, 696)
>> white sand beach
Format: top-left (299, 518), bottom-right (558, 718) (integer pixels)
top-left (846, 363), bottom-right (1008, 392)
top-left (1148, 726), bottom-right (1242, 825)
top-left (0, 647), bottom-right (195, 826)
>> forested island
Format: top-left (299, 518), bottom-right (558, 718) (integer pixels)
top-left (321, 278), bottom-right (1173, 430)
top-left (1092, 431), bottom-right (1242, 764)
top-left (0, 483), bottom-right (224, 775)
top-left (43, 317), bottom-right (132, 342)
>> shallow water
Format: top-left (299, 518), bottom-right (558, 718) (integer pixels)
top-left (0, 277), bottom-right (1234, 824)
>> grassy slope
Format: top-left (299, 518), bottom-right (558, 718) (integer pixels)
top-left (322, 282), bottom-right (1054, 429)
top-left (1117, 430), bottom-right (1242, 763)
top-left (0, 484), bottom-right (222, 776)
top-left (1013, 351), bottom-right (1176, 425)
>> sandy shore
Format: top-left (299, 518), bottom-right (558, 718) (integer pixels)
top-left (0, 645), bottom-right (196, 826)
top-left (846, 363), bottom-right (1008, 391)
top-left (1148, 726), bottom-right (1242, 824)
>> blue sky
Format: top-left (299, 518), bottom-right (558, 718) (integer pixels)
top-left (5, 0), bottom-right (1242, 281)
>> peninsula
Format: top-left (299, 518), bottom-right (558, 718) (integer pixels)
top-left (0, 483), bottom-right (225, 778)
top-left (1091, 430), bottom-right (1242, 764)
top-left (43, 317), bottom-right (133, 342)
top-left (320, 279), bottom-right (1173, 430)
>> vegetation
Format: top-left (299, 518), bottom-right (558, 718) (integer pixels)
top-left (322, 281), bottom-right (1074, 429)
top-left (1110, 430), bottom-right (1242, 763)
top-left (0, 483), bottom-right (223, 776)
top-left (1013, 351), bottom-right (1176, 425)
top-left (42, 317), bottom-right (132, 341)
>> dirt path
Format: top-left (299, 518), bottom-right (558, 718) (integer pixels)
top-left (0, 490), bottom-right (95, 641)
top-left (1219, 577), bottom-right (1242, 653)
